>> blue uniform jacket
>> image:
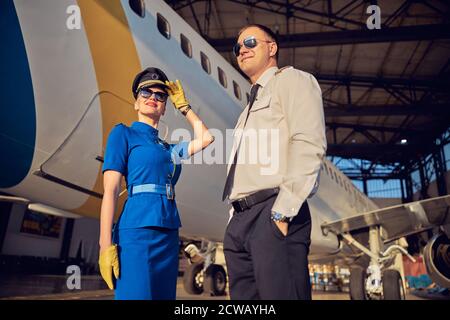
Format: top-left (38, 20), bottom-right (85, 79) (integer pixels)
top-left (102, 121), bottom-right (190, 230)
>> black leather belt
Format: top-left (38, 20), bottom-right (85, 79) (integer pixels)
top-left (231, 188), bottom-right (279, 213)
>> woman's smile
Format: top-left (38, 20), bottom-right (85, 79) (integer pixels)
top-left (145, 101), bottom-right (157, 107)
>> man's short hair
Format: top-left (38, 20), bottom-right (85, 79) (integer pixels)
top-left (237, 24), bottom-right (279, 60)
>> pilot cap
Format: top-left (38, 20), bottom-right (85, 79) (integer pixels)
top-left (132, 67), bottom-right (169, 99)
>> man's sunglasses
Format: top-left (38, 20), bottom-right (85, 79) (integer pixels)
top-left (233, 36), bottom-right (273, 57)
top-left (139, 88), bottom-right (169, 102)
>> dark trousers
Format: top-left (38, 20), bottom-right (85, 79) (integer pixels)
top-left (223, 194), bottom-right (312, 300)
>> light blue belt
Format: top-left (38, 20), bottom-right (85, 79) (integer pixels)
top-left (129, 183), bottom-right (175, 200)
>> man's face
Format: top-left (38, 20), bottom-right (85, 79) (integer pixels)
top-left (236, 26), bottom-right (275, 77)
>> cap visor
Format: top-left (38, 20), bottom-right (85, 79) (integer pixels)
top-left (137, 80), bottom-right (169, 91)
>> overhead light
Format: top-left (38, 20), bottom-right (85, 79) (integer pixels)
top-left (351, 139), bottom-right (356, 143)
top-left (400, 139), bottom-right (407, 144)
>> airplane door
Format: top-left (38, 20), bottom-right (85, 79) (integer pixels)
top-left (34, 92), bottom-right (132, 199)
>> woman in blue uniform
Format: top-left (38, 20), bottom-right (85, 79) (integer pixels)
top-left (98, 67), bottom-right (214, 300)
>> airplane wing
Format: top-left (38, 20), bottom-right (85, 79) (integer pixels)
top-left (321, 195), bottom-right (450, 242)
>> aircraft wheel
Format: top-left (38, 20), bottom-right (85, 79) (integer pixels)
top-left (183, 262), bottom-right (204, 295)
top-left (203, 264), bottom-right (227, 296)
top-left (382, 269), bottom-right (405, 300)
top-left (349, 266), bottom-right (367, 300)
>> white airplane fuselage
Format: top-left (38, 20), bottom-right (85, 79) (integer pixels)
top-left (1, 0), bottom-right (379, 262)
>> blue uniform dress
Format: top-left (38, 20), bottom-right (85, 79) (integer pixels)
top-left (102, 121), bottom-right (190, 300)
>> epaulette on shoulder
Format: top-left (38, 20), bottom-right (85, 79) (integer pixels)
top-left (275, 66), bottom-right (293, 76)
top-left (113, 123), bottom-right (129, 133)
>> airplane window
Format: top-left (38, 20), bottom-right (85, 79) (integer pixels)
top-left (157, 13), bottom-right (170, 39)
top-left (129, 0), bottom-right (145, 18)
top-left (218, 67), bottom-right (227, 88)
top-left (200, 51), bottom-right (211, 74)
top-left (233, 81), bottom-right (242, 100)
top-left (180, 34), bottom-right (192, 58)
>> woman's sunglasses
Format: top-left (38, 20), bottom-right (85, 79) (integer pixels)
top-left (139, 88), bottom-right (169, 102)
top-left (233, 36), bottom-right (273, 57)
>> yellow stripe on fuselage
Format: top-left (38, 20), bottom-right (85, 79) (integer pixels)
top-left (74, 0), bottom-right (141, 218)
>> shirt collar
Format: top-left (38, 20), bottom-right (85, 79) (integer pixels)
top-left (255, 66), bottom-right (278, 88)
top-left (131, 121), bottom-right (159, 136)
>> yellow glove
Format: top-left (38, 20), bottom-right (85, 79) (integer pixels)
top-left (165, 80), bottom-right (190, 111)
top-left (98, 244), bottom-right (119, 290)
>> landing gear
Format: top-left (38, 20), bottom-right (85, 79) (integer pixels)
top-left (382, 269), bottom-right (405, 300)
top-left (349, 266), bottom-right (367, 300)
top-left (204, 264), bottom-right (227, 296)
top-left (182, 240), bottom-right (228, 296)
top-left (342, 226), bottom-right (413, 300)
top-left (183, 262), bottom-right (204, 295)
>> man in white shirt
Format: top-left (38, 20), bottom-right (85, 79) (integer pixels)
top-left (222, 24), bottom-right (327, 300)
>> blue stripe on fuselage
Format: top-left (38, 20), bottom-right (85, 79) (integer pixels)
top-left (0, 0), bottom-right (36, 188)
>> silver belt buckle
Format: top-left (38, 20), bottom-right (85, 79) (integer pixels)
top-left (166, 184), bottom-right (174, 200)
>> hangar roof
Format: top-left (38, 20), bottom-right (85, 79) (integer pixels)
top-left (165, 0), bottom-right (450, 170)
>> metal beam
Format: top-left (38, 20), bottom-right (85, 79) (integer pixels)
top-left (327, 138), bottom-right (446, 164)
top-left (327, 143), bottom-right (414, 152)
top-left (342, 172), bottom-right (404, 180)
top-left (326, 122), bottom-right (421, 134)
top-left (324, 104), bottom-right (450, 117)
top-left (327, 143), bottom-right (419, 161)
top-left (317, 74), bottom-right (447, 91)
top-left (209, 24), bottom-right (450, 51)
top-left (225, 0), bottom-right (366, 28)
top-left (384, 0), bottom-right (412, 27)
top-left (188, 0), bottom-right (205, 36)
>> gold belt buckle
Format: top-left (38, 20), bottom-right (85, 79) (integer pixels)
top-left (166, 184), bottom-right (174, 200)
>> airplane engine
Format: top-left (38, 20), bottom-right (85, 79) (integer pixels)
top-left (423, 232), bottom-right (450, 288)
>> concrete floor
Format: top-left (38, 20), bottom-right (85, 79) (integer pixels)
top-left (0, 274), bottom-right (437, 300)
